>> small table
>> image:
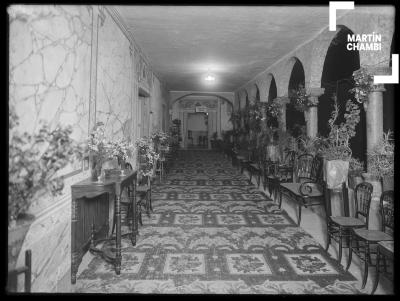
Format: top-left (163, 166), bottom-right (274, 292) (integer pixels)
top-left (71, 170), bottom-right (137, 284)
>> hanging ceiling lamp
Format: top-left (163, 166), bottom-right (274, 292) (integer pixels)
top-left (204, 69), bottom-right (215, 82)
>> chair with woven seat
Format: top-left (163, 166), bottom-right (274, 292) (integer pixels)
top-left (278, 154), bottom-right (324, 225)
top-left (346, 190), bottom-right (394, 289)
top-left (325, 182), bottom-right (373, 265)
top-left (371, 240), bottom-right (394, 294)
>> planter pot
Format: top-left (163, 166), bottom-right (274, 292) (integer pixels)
top-left (382, 175), bottom-right (394, 192)
top-left (348, 173), bottom-right (363, 190)
top-left (8, 214), bottom-right (35, 271)
top-left (323, 159), bottom-right (349, 189)
top-left (267, 145), bottom-right (279, 162)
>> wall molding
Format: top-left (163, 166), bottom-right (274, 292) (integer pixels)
top-left (104, 6), bottom-right (163, 85)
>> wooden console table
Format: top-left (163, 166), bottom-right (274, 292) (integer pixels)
top-left (71, 170), bottom-right (137, 284)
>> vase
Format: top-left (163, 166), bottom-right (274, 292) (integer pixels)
top-left (90, 164), bottom-right (98, 181)
top-left (95, 163), bottom-right (102, 181)
top-left (323, 159), bottom-right (349, 189)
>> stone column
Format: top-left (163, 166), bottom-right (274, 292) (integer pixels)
top-left (305, 88), bottom-right (324, 138)
top-left (260, 103), bottom-right (267, 132)
top-left (365, 84), bottom-right (385, 156)
top-left (275, 96), bottom-right (290, 131)
top-left (363, 83), bottom-right (385, 231)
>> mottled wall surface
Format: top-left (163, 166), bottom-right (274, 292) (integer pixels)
top-left (96, 12), bottom-right (133, 140)
top-left (9, 5), bottom-right (92, 139)
top-left (151, 76), bottom-right (168, 132)
top-left (9, 5), bottom-right (168, 292)
top-left (9, 5), bottom-right (93, 292)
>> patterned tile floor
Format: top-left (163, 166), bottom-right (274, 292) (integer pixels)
top-left (74, 150), bottom-right (363, 294)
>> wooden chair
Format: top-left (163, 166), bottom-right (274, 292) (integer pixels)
top-left (371, 240), bottom-right (393, 294)
top-left (188, 130), bottom-right (193, 146)
top-left (278, 154), bottom-right (324, 225)
top-left (136, 173), bottom-right (153, 226)
top-left (264, 150), bottom-right (296, 199)
top-left (346, 190), bottom-right (394, 289)
top-left (325, 182), bottom-right (373, 264)
top-left (155, 155), bottom-right (165, 182)
top-left (236, 149), bottom-right (251, 174)
top-left (7, 250), bottom-right (31, 292)
top-left (248, 147), bottom-right (264, 187)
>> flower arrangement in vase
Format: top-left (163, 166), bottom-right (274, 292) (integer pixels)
top-left (87, 122), bottom-right (113, 181)
top-left (136, 137), bottom-right (159, 177)
top-left (109, 138), bottom-right (134, 176)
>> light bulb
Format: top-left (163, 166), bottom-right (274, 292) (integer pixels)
top-left (205, 74), bottom-right (215, 81)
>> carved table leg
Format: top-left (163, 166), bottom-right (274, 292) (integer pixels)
top-left (115, 194), bottom-right (121, 275)
top-left (132, 183), bottom-right (138, 244)
top-left (71, 252), bottom-right (78, 284)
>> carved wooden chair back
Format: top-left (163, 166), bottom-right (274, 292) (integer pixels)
top-left (296, 153), bottom-right (314, 181)
top-left (380, 190), bottom-right (394, 233)
top-left (281, 150), bottom-right (296, 168)
top-left (354, 182), bottom-right (373, 226)
top-left (310, 155), bottom-right (324, 183)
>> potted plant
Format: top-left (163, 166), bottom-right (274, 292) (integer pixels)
top-left (320, 96), bottom-right (360, 189)
top-left (348, 157), bottom-right (365, 189)
top-left (290, 84), bottom-right (318, 112)
top-left (9, 106), bottom-right (83, 269)
top-left (365, 130), bottom-right (394, 192)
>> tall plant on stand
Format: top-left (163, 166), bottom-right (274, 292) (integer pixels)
top-left (366, 130), bottom-right (394, 191)
top-left (136, 137), bottom-right (159, 177)
top-left (319, 96), bottom-right (360, 189)
top-left (151, 130), bottom-right (169, 153)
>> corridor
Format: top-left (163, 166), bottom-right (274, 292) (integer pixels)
top-left (74, 150), bottom-right (360, 294)
top-left (8, 4), bottom-right (395, 295)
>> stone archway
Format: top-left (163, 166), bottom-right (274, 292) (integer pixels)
top-left (287, 57), bottom-right (306, 137)
top-left (267, 74), bottom-right (278, 128)
top-left (172, 95), bottom-right (233, 148)
top-left (318, 25), bottom-right (364, 161)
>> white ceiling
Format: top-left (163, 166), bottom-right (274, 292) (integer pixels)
top-left (115, 6), bottom-right (338, 92)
